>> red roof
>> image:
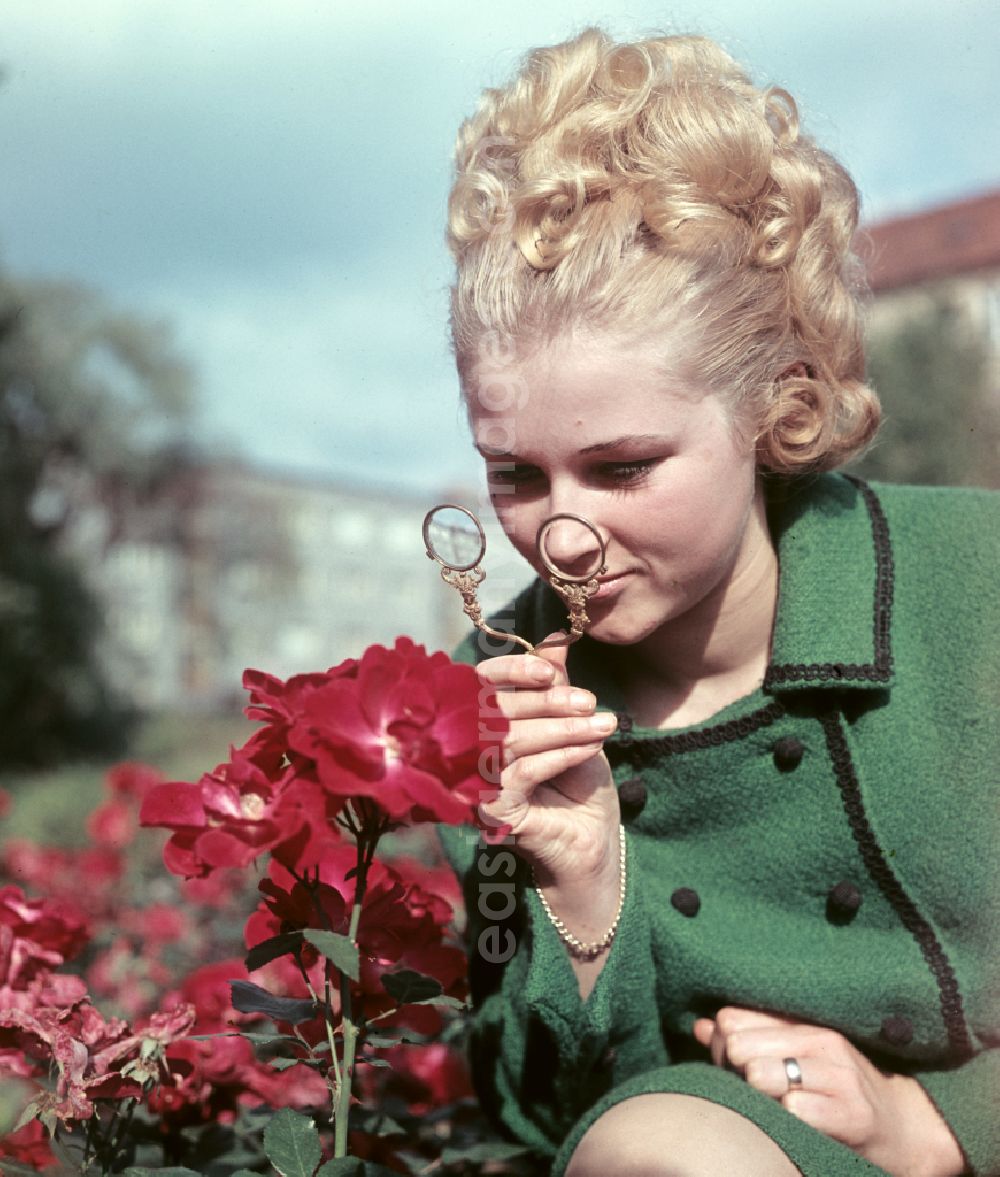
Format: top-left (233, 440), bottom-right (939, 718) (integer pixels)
top-left (859, 188), bottom-right (1000, 293)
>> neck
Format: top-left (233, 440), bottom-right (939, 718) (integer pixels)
top-left (612, 488), bottom-right (778, 729)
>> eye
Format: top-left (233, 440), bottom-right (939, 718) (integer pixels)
top-left (486, 461), bottom-right (545, 493)
top-left (594, 457), bottom-right (661, 488)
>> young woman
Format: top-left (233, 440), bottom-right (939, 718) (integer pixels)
top-left (439, 27), bottom-right (1000, 1177)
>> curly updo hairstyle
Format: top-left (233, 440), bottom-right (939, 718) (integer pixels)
top-left (447, 28), bottom-right (880, 475)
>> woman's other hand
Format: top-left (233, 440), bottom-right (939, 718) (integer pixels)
top-left (693, 1007), bottom-right (966, 1177)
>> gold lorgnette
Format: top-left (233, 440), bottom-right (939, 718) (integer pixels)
top-left (422, 503), bottom-right (608, 653)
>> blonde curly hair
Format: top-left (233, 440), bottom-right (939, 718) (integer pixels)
top-left (447, 28), bottom-right (880, 475)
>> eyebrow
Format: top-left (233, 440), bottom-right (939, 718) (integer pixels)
top-left (578, 433), bottom-right (674, 455)
top-left (474, 433), bottom-right (673, 460)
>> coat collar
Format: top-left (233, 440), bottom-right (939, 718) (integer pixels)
top-left (763, 474), bottom-right (895, 693)
top-left (556, 473), bottom-right (895, 708)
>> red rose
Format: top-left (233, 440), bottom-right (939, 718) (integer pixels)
top-left (0, 1119), bottom-right (56, 1169)
top-left (105, 761), bottom-right (165, 800)
top-left (0, 887), bottom-right (90, 989)
top-left (283, 638), bottom-right (506, 826)
top-left (140, 753), bottom-right (327, 878)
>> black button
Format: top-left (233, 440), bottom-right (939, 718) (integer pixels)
top-left (826, 881), bottom-right (863, 923)
top-left (618, 777), bottom-right (647, 819)
top-left (773, 736), bottom-right (805, 771)
top-left (880, 1016), bottom-right (914, 1047)
top-left (671, 887), bottom-right (701, 917)
top-left (616, 712), bottom-right (634, 733)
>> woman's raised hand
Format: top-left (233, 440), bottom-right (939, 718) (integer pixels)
top-left (477, 636), bottom-right (621, 889)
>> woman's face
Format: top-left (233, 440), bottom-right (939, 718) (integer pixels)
top-left (466, 329), bottom-right (768, 649)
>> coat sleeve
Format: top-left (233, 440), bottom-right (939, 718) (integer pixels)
top-left (911, 1053), bottom-right (1000, 1177)
top-left (437, 824), bottom-right (670, 1157)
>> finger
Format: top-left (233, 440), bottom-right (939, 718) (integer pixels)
top-left (714, 1006), bottom-right (803, 1035)
top-left (692, 1018), bottom-right (730, 1069)
top-left (504, 713), bottom-right (617, 764)
top-left (484, 741), bottom-right (607, 815)
top-left (692, 1018), bottom-right (716, 1048)
top-left (744, 1055), bottom-right (847, 1101)
top-left (496, 684), bottom-right (599, 721)
top-left (694, 1021), bottom-right (730, 1070)
top-left (477, 653), bottom-right (557, 689)
top-left (723, 1024), bottom-right (854, 1072)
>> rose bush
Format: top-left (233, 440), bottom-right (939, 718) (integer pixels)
top-left (0, 639), bottom-right (535, 1176)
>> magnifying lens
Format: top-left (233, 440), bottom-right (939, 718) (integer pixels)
top-left (423, 503), bottom-right (608, 652)
top-left (422, 504), bottom-right (486, 572)
top-left (536, 512), bottom-right (608, 642)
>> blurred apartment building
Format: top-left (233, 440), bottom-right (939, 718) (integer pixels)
top-left (86, 461), bottom-right (532, 711)
top-left (863, 187), bottom-right (1000, 386)
top-left (82, 188), bottom-right (1000, 712)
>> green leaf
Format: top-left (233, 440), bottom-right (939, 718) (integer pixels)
top-left (124, 1168), bottom-right (204, 1176)
top-left (228, 1171), bottom-right (264, 1177)
top-left (12, 1098), bottom-right (40, 1133)
top-left (415, 994), bottom-right (467, 1011)
top-left (315, 1162), bottom-right (364, 1177)
top-left (439, 1141), bottom-right (535, 1164)
top-left (315, 1161), bottom-right (399, 1176)
top-left (379, 969), bottom-right (442, 1003)
top-left (269, 1055), bottom-right (320, 1071)
top-left (357, 1111), bottom-right (406, 1137)
top-left (229, 979), bottom-right (317, 1024)
top-left (269, 1056), bottom-right (303, 1071)
top-left (246, 930), bottom-right (305, 971)
top-left (303, 928), bottom-right (359, 981)
top-left (263, 1106), bottom-right (323, 1177)
top-left (244, 1030), bottom-right (309, 1049)
top-left (361, 1030), bottom-right (424, 1048)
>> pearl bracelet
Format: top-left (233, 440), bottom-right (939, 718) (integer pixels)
top-left (533, 825), bottom-right (627, 960)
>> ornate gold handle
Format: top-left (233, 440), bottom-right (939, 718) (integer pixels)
top-left (423, 504), bottom-right (607, 654)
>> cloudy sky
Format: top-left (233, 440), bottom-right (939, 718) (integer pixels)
top-left (3, 0), bottom-right (998, 498)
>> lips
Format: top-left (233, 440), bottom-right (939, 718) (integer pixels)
top-left (591, 572), bottom-right (631, 600)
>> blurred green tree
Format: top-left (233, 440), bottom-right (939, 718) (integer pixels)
top-left (0, 275), bottom-right (193, 768)
top-left (852, 295), bottom-right (1000, 488)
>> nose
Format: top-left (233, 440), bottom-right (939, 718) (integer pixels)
top-left (537, 512), bottom-right (606, 581)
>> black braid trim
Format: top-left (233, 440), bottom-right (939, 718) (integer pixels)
top-left (607, 701), bottom-right (786, 769)
top-left (765, 476), bottom-right (895, 688)
top-left (820, 711), bottom-right (973, 1058)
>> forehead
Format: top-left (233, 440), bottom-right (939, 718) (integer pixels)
top-left (465, 329), bottom-right (714, 439)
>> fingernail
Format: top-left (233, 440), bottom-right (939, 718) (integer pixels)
top-left (589, 713), bottom-right (617, 733)
top-left (570, 689), bottom-right (594, 711)
top-left (528, 660), bottom-right (553, 681)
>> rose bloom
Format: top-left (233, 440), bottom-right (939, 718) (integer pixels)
top-left (279, 638), bottom-right (506, 826)
top-left (2, 842), bottom-right (123, 925)
top-left (0, 998), bottom-right (195, 1125)
top-left (0, 1119), bottom-right (55, 1170)
top-left (140, 751), bottom-right (328, 878)
top-left (144, 639), bottom-right (507, 881)
top-left (147, 960), bottom-right (327, 1125)
top-left (0, 886), bottom-right (90, 990)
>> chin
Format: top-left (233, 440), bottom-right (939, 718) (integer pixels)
top-left (585, 613), bottom-right (654, 647)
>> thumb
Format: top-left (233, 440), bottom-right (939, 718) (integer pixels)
top-left (531, 631), bottom-right (572, 687)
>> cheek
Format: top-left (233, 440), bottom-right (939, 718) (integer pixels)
top-left (490, 497), bottom-right (542, 565)
top-left (647, 452), bottom-right (755, 553)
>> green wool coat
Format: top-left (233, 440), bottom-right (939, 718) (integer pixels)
top-left (440, 474), bottom-right (1000, 1177)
